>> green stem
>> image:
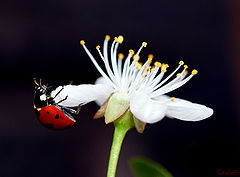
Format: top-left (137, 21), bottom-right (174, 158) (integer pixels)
top-left (107, 126), bottom-right (127, 177)
top-left (107, 110), bottom-right (134, 177)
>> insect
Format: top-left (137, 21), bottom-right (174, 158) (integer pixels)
top-left (33, 78), bottom-right (80, 130)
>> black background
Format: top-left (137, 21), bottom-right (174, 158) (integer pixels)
top-left (0, 0), bottom-right (239, 177)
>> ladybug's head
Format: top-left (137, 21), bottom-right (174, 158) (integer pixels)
top-left (33, 78), bottom-right (53, 108)
top-left (33, 78), bottom-right (53, 94)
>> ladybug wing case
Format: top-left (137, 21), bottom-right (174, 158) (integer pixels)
top-left (37, 105), bottom-right (76, 130)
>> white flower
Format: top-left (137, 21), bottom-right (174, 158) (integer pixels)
top-left (51, 35), bottom-right (213, 128)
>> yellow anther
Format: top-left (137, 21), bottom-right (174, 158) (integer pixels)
top-left (129, 49), bottom-right (135, 57)
top-left (144, 69), bottom-right (148, 73)
top-left (184, 65), bottom-right (188, 69)
top-left (179, 60), bottom-right (184, 65)
top-left (148, 54), bottom-right (154, 59)
top-left (192, 69), bottom-right (198, 75)
top-left (133, 55), bottom-right (140, 61)
top-left (151, 66), bottom-right (155, 72)
top-left (171, 97), bottom-right (175, 101)
top-left (118, 53), bottom-right (124, 60)
top-left (142, 42), bottom-right (147, 47)
top-left (129, 49), bottom-right (134, 53)
top-left (165, 64), bottom-right (169, 68)
top-left (105, 35), bottom-right (110, 40)
top-left (96, 45), bottom-right (100, 50)
top-left (136, 63), bottom-right (142, 70)
top-left (144, 65), bottom-right (151, 69)
top-left (147, 58), bottom-right (152, 64)
top-left (154, 61), bottom-right (161, 67)
top-left (117, 35), bottom-right (124, 44)
top-left (138, 62), bottom-right (143, 66)
top-left (114, 37), bottom-right (118, 42)
top-left (184, 70), bottom-right (188, 75)
top-left (176, 73), bottom-right (181, 77)
top-left (80, 40), bottom-right (85, 45)
top-left (161, 64), bottom-right (167, 72)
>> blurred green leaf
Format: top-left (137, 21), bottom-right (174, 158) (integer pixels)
top-left (129, 156), bottom-right (173, 177)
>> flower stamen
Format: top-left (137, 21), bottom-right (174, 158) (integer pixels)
top-left (152, 61), bottom-right (184, 91)
top-left (117, 53), bottom-right (124, 78)
top-left (192, 69), bottom-right (198, 75)
top-left (96, 45), bottom-right (117, 86)
top-left (105, 35), bottom-right (111, 41)
top-left (151, 69), bottom-right (197, 97)
top-left (80, 36), bottom-right (199, 100)
top-left (80, 40), bottom-right (116, 88)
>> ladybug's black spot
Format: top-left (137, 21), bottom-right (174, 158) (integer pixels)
top-left (46, 111), bottom-right (50, 115)
top-left (54, 114), bottom-right (59, 119)
top-left (44, 124), bottom-right (54, 129)
top-left (34, 109), bottom-right (40, 117)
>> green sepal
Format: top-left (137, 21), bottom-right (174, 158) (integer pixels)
top-left (105, 92), bottom-right (130, 124)
top-left (94, 100), bottom-right (109, 119)
top-left (133, 116), bottom-right (146, 133)
top-left (93, 93), bottom-right (113, 119)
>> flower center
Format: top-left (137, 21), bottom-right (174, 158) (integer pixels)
top-left (113, 91), bottom-right (130, 104)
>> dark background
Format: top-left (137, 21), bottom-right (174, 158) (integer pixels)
top-left (0, 0), bottom-right (239, 177)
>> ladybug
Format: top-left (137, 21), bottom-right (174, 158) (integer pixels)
top-left (33, 78), bottom-right (80, 130)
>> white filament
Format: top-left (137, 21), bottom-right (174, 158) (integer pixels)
top-left (81, 37), bottom-right (196, 99)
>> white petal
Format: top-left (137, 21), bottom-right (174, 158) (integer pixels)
top-left (95, 76), bottom-right (108, 85)
top-left (94, 77), bottom-right (114, 106)
top-left (51, 84), bottom-right (113, 107)
top-left (164, 97), bottom-right (214, 121)
top-left (130, 91), bottom-right (167, 124)
top-left (153, 95), bottom-right (170, 102)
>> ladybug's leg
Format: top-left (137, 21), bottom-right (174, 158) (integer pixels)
top-left (56, 95), bottom-right (68, 104)
top-left (76, 104), bottom-right (81, 114)
top-left (62, 106), bottom-right (81, 115)
top-left (52, 87), bottom-right (64, 99)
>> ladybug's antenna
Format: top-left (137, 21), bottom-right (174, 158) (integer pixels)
top-left (33, 78), bottom-right (46, 89)
top-left (33, 78), bottom-right (39, 86)
top-left (39, 78), bottom-right (42, 87)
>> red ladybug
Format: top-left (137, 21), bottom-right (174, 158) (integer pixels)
top-left (33, 78), bottom-right (80, 130)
